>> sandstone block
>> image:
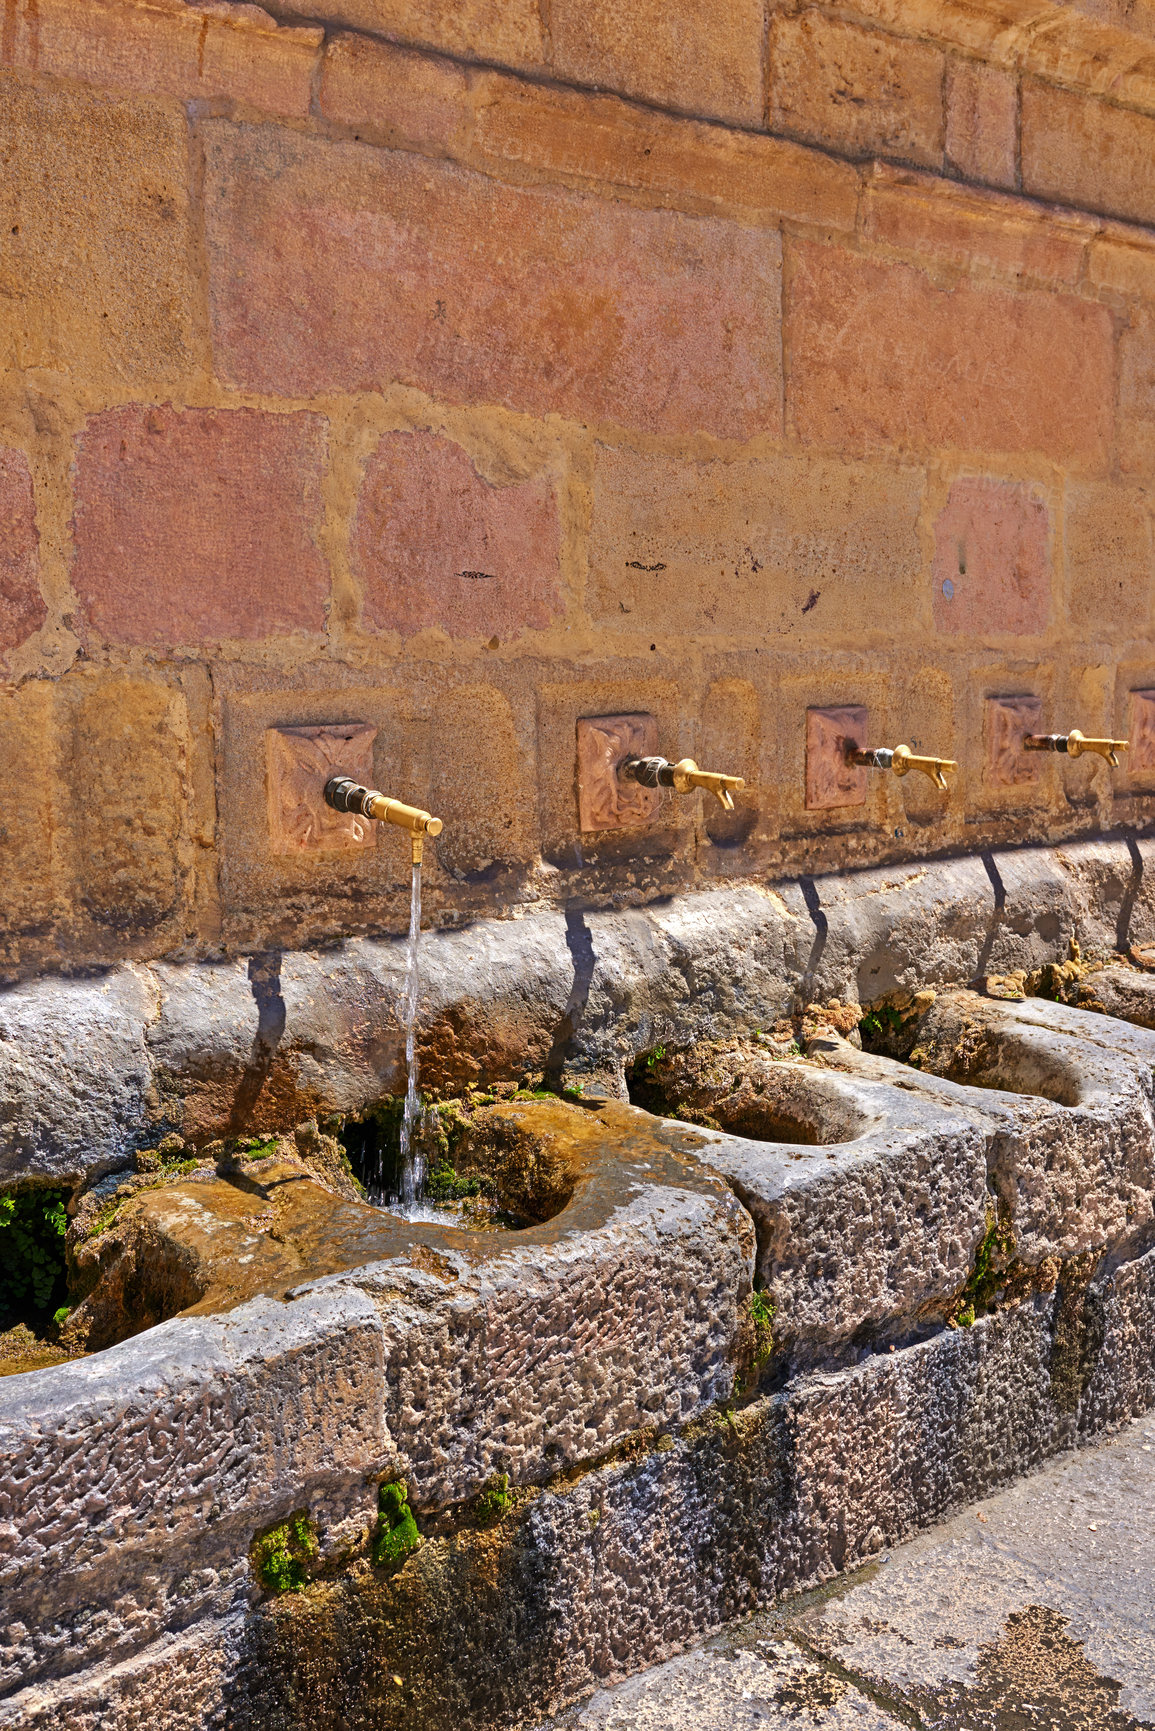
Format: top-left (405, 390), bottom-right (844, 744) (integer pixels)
top-left (806, 705), bottom-right (868, 810)
top-left (1130, 689), bottom-right (1155, 774)
top-left (1118, 308), bottom-right (1155, 476)
top-left (0, 75), bottom-right (195, 386)
top-left (769, 12), bottom-right (944, 167)
top-left (64, 680), bottom-right (187, 937)
top-left (431, 684), bottom-right (535, 874)
top-left (469, 74), bottom-right (859, 231)
top-left (71, 405), bottom-right (329, 645)
top-left (548, 0), bottom-right (764, 127)
top-left (352, 431), bottom-right (562, 641)
top-left (1022, 80), bottom-right (1155, 228)
top-left (862, 167), bottom-right (1086, 286)
top-left (1064, 482), bottom-right (1153, 636)
top-left (945, 56), bottom-right (1018, 188)
top-left (267, 0), bottom-right (544, 71)
top-left (1087, 232), bottom-right (1155, 300)
top-left (932, 477), bottom-right (1051, 637)
top-left (984, 694), bottom-right (1044, 788)
top-left (318, 32), bottom-right (468, 153)
top-left (0, 684), bottom-right (56, 950)
top-left (23, 0), bottom-right (321, 119)
top-left (204, 122), bottom-right (782, 440)
top-left (0, 447), bottom-right (45, 660)
top-left (587, 446), bottom-right (925, 640)
top-left (788, 240), bottom-right (1113, 466)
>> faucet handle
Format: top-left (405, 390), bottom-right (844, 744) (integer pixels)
top-left (670, 758), bottom-right (746, 811)
top-left (890, 744), bottom-right (957, 791)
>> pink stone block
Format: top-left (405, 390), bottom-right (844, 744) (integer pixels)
top-left (805, 706), bottom-right (867, 810)
top-left (0, 448), bottom-right (46, 657)
top-left (266, 723), bottom-right (378, 855)
top-left (1130, 690), bottom-right (1155, 774)
top-left (72, 406), bottom-right (329, 646)
top-left (204, 123), bottom-right (783, 440)
top-left (945, 58), bottom-right (1018, 189)
top-left (576, 713), bottom-right (660, 832)
top-left (984, 695), bottom-right (1044, 788)
top-left (932, 478), bottom-right (1051, 637)
top-left (353, 432), bottom-right (562, 642)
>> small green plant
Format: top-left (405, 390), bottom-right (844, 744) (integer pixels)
top-left (749, 1289), bottom-right (776, 1367)
top-left (425, 1161), bottom-right (483, 1203)
top-left (645, 1045), bottom-right (667, 1067)
top-left (373, 1480), bottom-right (421, 1568)
top-left (475, 1472), bottom-right (513, 1526)
top-left (950, 1211), bottom-right (1016, 1327)
top-left (0, 1188), bottom-right (69, 1322)
top-left (858, 1003), bottom-right (911, 1043)
top-left (253, 1513), bottom-right (318, 1594)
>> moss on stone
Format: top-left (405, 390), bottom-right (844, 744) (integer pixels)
top-left (373, 1480), bottom-right (421, 1570)
top-left (253, 1513), bottom-right (319, 1595)
top-left (474, 1472), bottom-right (513, 1526)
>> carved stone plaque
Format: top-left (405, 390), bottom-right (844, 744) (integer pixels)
top-left (805, 706), bottom-right (867, 810)
top-left (1130, 690), bottom-right (1155, 773)
top-left (576, 713), bottom-right (660, 832)
top-left (984, 696), bottom-right (1043, 788)
top-left (266, 723), bottom-right (378, 854)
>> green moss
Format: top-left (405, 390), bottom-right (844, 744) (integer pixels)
top-left (475, 1473), bottom-right (513, 1526)
top-left (0, 1188), bottom-right (69, 1324)
top-left (951, 1211), bottom-right (1017, 1326)
top-left (373, 1479), bottom-right (421, 1569)
top-left (749, 1289), bottom-right (776, 1367)
top-left (253, 1513), bottom-right (318, 1594)
top-left (858, 1003), bottom-right (911, 1043)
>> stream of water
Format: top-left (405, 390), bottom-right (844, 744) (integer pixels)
top-left (397, 856), bottom-right (424, 1208)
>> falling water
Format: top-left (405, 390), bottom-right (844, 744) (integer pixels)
top-left (397, 855), bottom-right (424, 1208)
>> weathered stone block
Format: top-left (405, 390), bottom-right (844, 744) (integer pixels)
top-left (266, 723), bottom-right (379, 855)
top-left (788, 240), bottom-right (1114, 467)
top-left (0, 74), bottom-right (195, 385)
top-left (64, 680), bottom-right (187, 937)
top-left (318, 32), bottom-right (468, 153)
top-left (430, 684), bottom-right (534, 875)
top-left (945, 56), bottom-right (1018, 188)
top-left (984, 694), bottom-right (1044, 788)
top-left (71, 406), bottom-right (329, 646)
top-left (932, 478), bottom-right (1051, 637)
top-left (861, 167), bottom-right (1086, 287)
top-left (469, 73), bottom-right (860, 230)
top-left (1130, 689), bottom-right (1155, 775)
top-left (1118, 308), bottom-right (1155, 477)
top-left (269, 0), bottom-right (544, 71)
top-left (352, 431), bottom-right (562, 642)
top-left (576, 713), bottom-right (660, 833)
top-left (1022, 79), bottom-right (1155, 228)
top-left (204, 122), bottom-right (782, 439)
top-left (587, 446), bottom-right (924, 639)
top-left (548, 0), bottom-right (765, 127)
top-left (1065, 483), bottom-right (1153, 636)
top-left (0, 447), bottom-right (44, 660)
top-left (0, 684), bottom-right (56, 950)
top-left (769, 12), bottom-right (944, 167)
top-left (806, 705), bottom-right (868, 810)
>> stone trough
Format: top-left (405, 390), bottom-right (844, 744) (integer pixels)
top-left (2, 840), bottom-right (1154, 1729)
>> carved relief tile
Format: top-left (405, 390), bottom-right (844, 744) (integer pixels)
top-left (1130, 690), bottom-right (1155, 774)
top-left (576, 713), bottom-right (660, 832)
top-left (266, 723), bottom-right (378, 853)
top-left (805, 706), bottom-right (867, 810)
top-left (984, 696), bottom-right (1043, 788)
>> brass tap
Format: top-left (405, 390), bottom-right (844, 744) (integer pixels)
top-left (1023, 729), bottom-right (1128, 768)
top-left (324, 776), bottom-right (443, 864)
top-left (621, 755), bottom-right (746, 811)
top-left (848, 743), bottom-right (957, 792)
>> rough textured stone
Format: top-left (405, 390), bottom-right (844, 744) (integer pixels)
top-left (469, 73), bottom-right (860, 230)
top-left (1022, 78), bottom-right (1155, 228)
top-left (770, 13), bottom-right (945, 167)
top-left (931, 477), bottom-right (1051, 637)
top-left (587, 447), bottom-right (925, 641)
top-left (0, 685), bottom-right (56, 953)
top-left (984, 694), bottom-right (1043, 788)
top-left (861, 167), bottom-right (1087, 286)
top-left (945, 56), bottom-right (1018, 188)
top-left (548, 0), bottom-right (765, 128)
top-left (0, 448), bottom-right (44, 659)
top-left (269, 0), bottom-right (544, 71)
top-left (353, 431), bottom-right (562, 641)
top-left (1065, 482), bottom-right (1153, 636)
top-left (787, 240), bottom-right (1114, 466)
top-left (318, 31), bottom-right (469, 153)
top-left (71, 406), bottom-right (329, 646)
top-left (0, 73), bottom-right (195, 384)
top-left (204, 122), bottom-right (782, 439)
top-left (1117, 307), bottom-right (1155, 477)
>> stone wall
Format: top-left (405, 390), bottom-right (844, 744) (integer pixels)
top-left (5, 0), bottom-right (1155, 975)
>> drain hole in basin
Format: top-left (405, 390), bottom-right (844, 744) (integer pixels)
top-left (626, 1041), bottom-right (867, 1145)
top-left (339, 1096), bottom-right (583, 1230)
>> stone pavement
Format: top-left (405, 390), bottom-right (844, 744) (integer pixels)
top-left (540, 1409), bottom-right (1155, 1730)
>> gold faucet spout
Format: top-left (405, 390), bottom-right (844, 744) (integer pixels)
top-left (324, 777), bottom-right (443, 842)
top-left (848, 744), bottom-right (957, 792)
top-left (1023, 729), bottom-right (1127, 768)
top-left (670, 758), bottom-right (746, 810)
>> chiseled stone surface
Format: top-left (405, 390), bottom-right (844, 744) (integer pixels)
top-left (931, 476), bottom-right (1052, 637)
top-left (0, 448), bottom-right (44, 660)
